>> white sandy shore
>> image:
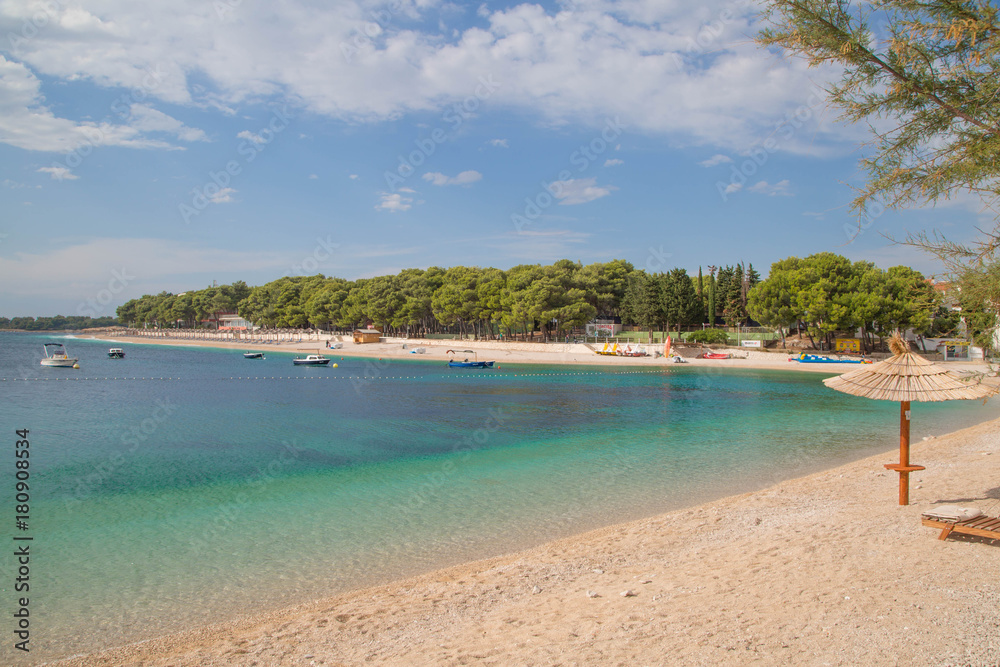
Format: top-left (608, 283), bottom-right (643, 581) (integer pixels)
top-left (55, 413), bottom-right (1000, 666)
top-left (91, 332), bottom-right (991, 375)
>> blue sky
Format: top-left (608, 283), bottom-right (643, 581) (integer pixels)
top-left (0, 0), bottom-right (991, 317)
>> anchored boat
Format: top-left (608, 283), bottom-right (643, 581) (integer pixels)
top-left (446, 349), bottom-right (495, 368)
top-left (293, 354), bottom-right (330, 366)
top-left (41, 343), bottom-right (79, 368)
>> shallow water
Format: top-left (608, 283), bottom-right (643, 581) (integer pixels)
top-left (0, 332), bottom-right (994, 660)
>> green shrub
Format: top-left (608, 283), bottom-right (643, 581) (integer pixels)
top-left (684, 329), bottom-right (730, 344)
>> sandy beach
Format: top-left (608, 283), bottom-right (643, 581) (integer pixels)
top-left (92, 331), bottom-right (991, 375)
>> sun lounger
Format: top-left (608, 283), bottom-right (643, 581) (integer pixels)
top-left (921, 506), bottom-right (1000, 541)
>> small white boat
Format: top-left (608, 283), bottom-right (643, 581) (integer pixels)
top-left (108, 348), bottom-right (125, 359)
top-left (293, 354), bottom-right (330, 366)
top-left (41, 343), bottom-right (79, 368)
top-left (243, 351), bottom-right (265, 359)
top-left (409, 347), bottom-right (426, 354)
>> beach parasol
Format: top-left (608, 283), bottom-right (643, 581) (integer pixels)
top-left (823, 334), bottom-right (998, 505)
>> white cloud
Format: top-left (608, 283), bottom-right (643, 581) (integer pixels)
top-left (724, 182), bottom-right (742, 195)
top-left (2, 179), bottom-right (37, 189)
top-left (349, 174), bottom-right (359, 179)
top-left (0, 2), bottom-right (851, 155)
top-left (308, 173), bottom-right (318, 179)
top-left (0, 56), bottom-right (203, 152)
top-left (699, 154), bottom-right (732, 167)
top-left (126, 104), bottom-right (207, 142)
top-left (376, 192), bottom-right (412, 212)
top-left (207, 187), bottom-right (237, 203)
top-left (489, 139), bottom-right (509, 148)
top-left (604, 158), bottom-right (623, 167)
top-left (237, 130), bottom-right (266, 144)
top-left (550, 177), bottom-right (616, 205)
top-left (37, 166), bottom-right (78, 180)
top-left (422, 170), bottom-right (482, 186)
top-left (748, 179), bottom-right (792, 196)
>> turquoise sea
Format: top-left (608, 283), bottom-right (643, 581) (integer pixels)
top-left (1, 332), bottom-right (995, 661)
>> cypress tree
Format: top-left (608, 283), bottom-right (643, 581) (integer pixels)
top-left (706, 265), bottom-right (717, 325)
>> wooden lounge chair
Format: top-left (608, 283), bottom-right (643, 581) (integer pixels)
top-left (922, 507), bottom-right (1000, 542)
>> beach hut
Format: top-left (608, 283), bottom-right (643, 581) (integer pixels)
top-left (823, 334), bottom-right (998, 505)
top-left (353, 328), bottom-right (382, 344)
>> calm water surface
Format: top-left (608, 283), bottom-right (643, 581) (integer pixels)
top-left (0, 332), bottom-right (994, 660)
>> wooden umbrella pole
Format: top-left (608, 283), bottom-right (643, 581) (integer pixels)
top-left (884, 401), bottom-right (923, 505)
top-left (899, 400), bottom-right (910, 505)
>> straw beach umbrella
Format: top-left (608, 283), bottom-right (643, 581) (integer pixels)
top-left (823, 334), bottom-right (998, 506)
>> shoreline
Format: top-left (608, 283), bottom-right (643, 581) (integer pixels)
top-left (54, 413), bottom-right (1000, 666)
top-left (88, 332), bottom-right (992, 375)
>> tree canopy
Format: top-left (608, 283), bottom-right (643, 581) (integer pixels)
top-left (115, 259), bottom-right (752, 339)
top-left (758, 1), bottom-right (1000, 345)
top-left (748, 252), bottom-right (940, 350)
top-left (758, 0), bottom-right (1000, 231)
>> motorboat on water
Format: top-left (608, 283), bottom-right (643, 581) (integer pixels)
top-left (293, 354), bottom-right (330, 366)
top-left (108, 348), bottom-right (125, 359)
top-left (446, 349), bottom-right (495, 368)
top-left (243, 351), bottom-right (265, 359)
top-left (41, 343), bottom-right (79, 367)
